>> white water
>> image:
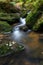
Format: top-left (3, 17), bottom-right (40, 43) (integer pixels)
top-left (11, 11), bottom-right (31, 41)
top-left (18, 18), bottom-right (26, 27)
top-left (13, 11), bottom-right (31, 31)
top-left (11, 17), bottom-right (26, 41)
top-left (13, 17), bottom-right (26, 31)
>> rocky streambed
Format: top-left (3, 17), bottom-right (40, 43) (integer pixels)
top-left (0, 17), bottom-right (43, 59)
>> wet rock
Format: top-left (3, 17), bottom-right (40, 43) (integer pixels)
top-left (20, 26), bottom-right (28, 32)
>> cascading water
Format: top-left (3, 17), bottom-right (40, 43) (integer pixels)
top-left (18, 18), bottom-right (26, 27)
top-left (11, 17), bottom-right (26, 42)
top-left (11, 11), bottom-right (31, 42)
top-left (11, 17), bottom-right (32, 51)
top-left (12, 11), bottom-right (31, 32)
top-left (13, 17), bottom-right (26, 31)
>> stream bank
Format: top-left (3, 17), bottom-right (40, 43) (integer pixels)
top-left (0, 17), bottom-right (43, 60)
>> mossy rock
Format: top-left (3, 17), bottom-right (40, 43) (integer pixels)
top-left (20, 26), bottom-right (28, 31)
top-left (26, 9), bottom-right (42, 28)
top-left (0, 13), bottom-right (20, 25)
top-left (20, 9), bottom-right (27, 18)
top-left (32, 15), bottom-right (43, 32)
top-left (26, 0), bottom-right (43, 32)
top-left (0, 21), bottom-right (12, 33)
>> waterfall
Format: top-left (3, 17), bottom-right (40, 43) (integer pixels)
top-left (18, 17), bottom-right (26, 27)
top-left (11, 17), bottom-right (26, 41)
top-left (13, 17), bottom-right (26, 31)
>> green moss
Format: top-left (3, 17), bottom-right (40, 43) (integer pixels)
top-left (26, 0), bottom-right (43, 32)
top-left (0, 12), bottom-right (20, 25)
top-left (0, 44), bottom-right (13, 56)
top-left (32, 15), bottom-right (43, 31)
top-left (26, 9), bottom-right (41, 29)
top-left (0, 21), bottom-right (12, 33)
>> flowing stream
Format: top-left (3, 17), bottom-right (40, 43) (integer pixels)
top-left (11, 17), bottom-right (27, 42)
top-left (11, 17), bottom-right (32, 51)
top-left (0, 12), bottom-right (43, 65)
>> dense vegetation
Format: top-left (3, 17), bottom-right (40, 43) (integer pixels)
top-left (0, 0), bottom-right (43, 62)
top-left (0, 1), bottom-right (20, 32)
top-left (0, 0), bottom-right (43, 32)
top-left (26, 0), bottom-right (43, 32)
top-left (0, 22), bottom-right (12, 33)
top-left (0, 42), bottom-right (24, 56)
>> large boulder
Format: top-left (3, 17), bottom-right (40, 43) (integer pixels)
top-left (20, 26), bottom-right (28, 32)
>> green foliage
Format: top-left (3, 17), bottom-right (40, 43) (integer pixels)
top-left (0, 44), bottom-right (13, 56)
top-left (15, 44), bottom-right (24, 52)
top-left (26, 0), bottom-right (43, 32)
top-left (32, 15), bottom-right (43, 31)
top-left (0, 12), bottom-right (20, 25)
top-left (0, 21), bottom-right (12, 32)
top-left (0, 2), bottom-right (20, 13)
top-left (26, 9), bottom-right (41, 28)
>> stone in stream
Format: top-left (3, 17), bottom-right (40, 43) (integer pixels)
top-left (20, 26), bottom-right (28, 32)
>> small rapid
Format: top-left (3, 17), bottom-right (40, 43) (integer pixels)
top-left (13, 17), bottom-right (26, 31)
top-left (11, 11), bottom-right (31, 42)
top-left (11, 17), bottom-right (26, 42)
